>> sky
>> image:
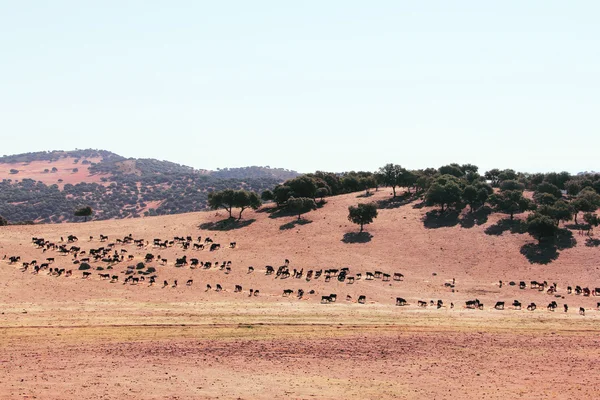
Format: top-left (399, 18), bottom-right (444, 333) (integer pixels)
top-left (1, 1), bottom-right (599, 174)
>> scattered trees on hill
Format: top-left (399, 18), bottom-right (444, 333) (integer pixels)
top-left (348, 203), bottom-right (378, 232)
top-left (74, 206), bottom-right (93, 222)
top-left (208, 189), bottom-right (261, 219)
top-left (287, 197), bottom-right (317, 221)
top-left (488, 187), bottom-right (534, 220)
top-left (378, 164), bottom-right (413, 197)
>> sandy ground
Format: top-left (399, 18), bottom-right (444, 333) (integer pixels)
top-left (1, 190), bottom-right (599, 399)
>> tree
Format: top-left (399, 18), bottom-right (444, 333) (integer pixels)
top-left (438, 164), bottom-right (464, 178)
top-left (74, 206), bottom-right (93, 222)
top-left (378, 163), bottom-right (404, 197)
top-left (535, 193), bottom-right (558, 206)
top-left (0, 215), bottom-right (7, 226)
top-left (72, 168), bottom-right (79, 173)
top-left (527, 213), bottom-right (558, 243)
top-left (261, 189), bottom-right (274, 202)
top-left (538, 200), bottom-right (572, 226)
top-left (572, 188), bottom-right (600, 224)
top-left (425, 175), bottom-right (463, 212)
top-left (9, 169), bottom-right (18, 174)
top-left (272, 185), bottom-right (293, 206)
top-left (583, 212), bottom-right (600, 234)
top-left (359, 176), bottom-right (377, 195)
top-left (286, 176), bottom-right (317, 198)
top-left (485, 169), bottom-right (501, 187)
top-left (234, 190), bottom-right (261, 220)
top-left (316, 187), bottom-right (329, 202)
top-left (535, 182), bottom-right (562, 199)
top-left (287, 197), bottom-right (317, 221)
top-left (489, 190), bottom-right (535, 220)
top-left (500, 180), bottom-right (525, 192)
top-left (51, 167), bottom-right (58, 173)
top-left (208, 189), bottom-right (236, 218)
top-left (348, 203), bottom-right (378, 232)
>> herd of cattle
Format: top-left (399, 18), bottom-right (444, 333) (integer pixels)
top-left (2, 233), bottom-right (599, 316)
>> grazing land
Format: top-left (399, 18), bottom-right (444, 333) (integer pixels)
top-left (1, 190), bottom-right (599, 399)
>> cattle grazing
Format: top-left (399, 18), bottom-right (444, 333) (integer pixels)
top-left (579, 307), bottom-right (585, 316)
top-left (512, 300), bottom-right (522, 310)
top-left (567, 286), bottom-right (572, 294)
top-left (99, 273), bottom-right (110, 279)
top-left (321, 296), bottom-right (331, 304)
top-left (575, 286), bottom-right (582, 295)
top-left (564, 304), bottom-right (568, 313)
top-left (382, 273), bottom-right (390, 282)
top-left (283, 289), bottom-right (293, 297)
top-left (206, 284), bottom-right (212, 291)
top-left (418, 300), bottom-right (427, 308)
top-left (110, 275), bottom-right (119, 282)
top-left (172, 280), bottom-right (177, 288)
top-left (229, 242), bottom-right (236, 249)
top-left (499, 280), bottom-right (503, 288)
top-left (234, 285), bottom-right (242, 293)
top-left (210, 243), bottom-right (220, 251)
top-left (253, 290), bottom-right (259, 296)
top-left (465, 299), bottom-right (480, 309)
top-left (393, 273), bottom-right (404, 281)
top-left (193, 243), bottom-right (204, 250)
top-left (527, 303), bottom-right (536, 311)
top-left (547, 301), bottom-right (557, 311)
top-left (100, 235), bottom-right (108, 242)
top-left (450, 303), bottom-right (454, 309)
top-left (163, 280), bottom-right (168, 288)
top-left (396, 297), bottom-right (407, 306)
top-left (592, 288), bottom-right (600, 296)
top-left (216, 284), bottom-right (222, 292)
top-left (494, 301), bottom-right (505, 310)
top-left (329, 294), bottom-right (337, 302)
top-left (358, 295), bottom-right (366, 304)
top-left (437, 299), bottom-right (443, 309)
top-left (583, 287), bottom-right (591, 296)
top-left (186, 279), bottom-right (193, 286)
top-left (9, 256), bottom-right (21, 264)
top-left (519, 281), bottom-right (526, 290)
top-left (82, 271), bottom-right (92, 278)
top-left (366, 272), bottom-right (374, 280)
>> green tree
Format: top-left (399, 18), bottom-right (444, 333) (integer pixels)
top-left (287, 197), bottom-right (317, 221)
top-left (272, 185), bottom-right (292, 206)
top-left (0, 215), bottom-right (7, 226)
top-left (438, 164), bottom-right (464, 178)
top-left (538, 200), bottom-right (572, 225)
top-left (583, 212), bottom-right (600, 234)
top-left (536, 193), bottom-right (558, 206)
top-left (286, 176), bottom-right (317, 198)
top-left (535, 182), bottom-right (562, 199)
top-left (359, 176), bottom-right (377, 195)
top-left (74, 206), bottom-right (93, 222)
top-left (348, 203), bottom-right (378, 232)
top-left (572, 188), bottom-right (600, 224)
top-left (500, 180), bottom-right (525, 192)
top-left (261, 189), bottom-right (274, 202)
top-left (527, 213), bottom-right (558, 243)
top-left (425, 175), bottom-right (463, 212)
top-left (208, 189), bottom-right (236, 218)
top-left (315, 187), bottom-right (329, 202)
top-left (378, 163), bottom-right (404, 198)
top-left (489, 190), bottom-right (535, 220)
top-left (234, 190), bottom-right (262, 220)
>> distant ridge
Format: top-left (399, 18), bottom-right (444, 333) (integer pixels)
top-left (0, 149), bottom-right (298, 224)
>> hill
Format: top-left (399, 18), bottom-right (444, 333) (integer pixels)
top-left (0, 189), bottom-right (599, 399)
top-left (0, 149), bottom-right (299, 223)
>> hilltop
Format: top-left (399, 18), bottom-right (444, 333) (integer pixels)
top-left (0, 149), bottom-right (298, 223)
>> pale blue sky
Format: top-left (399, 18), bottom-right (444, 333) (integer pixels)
top-left (1, 1), bottom-right (598, 173)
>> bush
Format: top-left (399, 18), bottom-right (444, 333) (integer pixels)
top-left (78, 263), bottom-right (91, 270)
top-left (136, 262), bottom-right (145, 269)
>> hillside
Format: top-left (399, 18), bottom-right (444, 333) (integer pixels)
top-left (0, 149), bottom-right (298, 223)
top-left (1, 190), bottom-right (599, 399)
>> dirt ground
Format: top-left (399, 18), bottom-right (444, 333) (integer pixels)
top-left (1, 190), bottom-right (599, 399)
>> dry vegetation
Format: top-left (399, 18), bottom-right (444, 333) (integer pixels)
top-left (0, 190), bottom-right (599, 399)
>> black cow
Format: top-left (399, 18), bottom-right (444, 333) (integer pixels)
top-left (494, 301), bottom-right (505, 310)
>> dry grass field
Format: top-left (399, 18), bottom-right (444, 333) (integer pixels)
top-left (1, 190), bottom-right (599, 399)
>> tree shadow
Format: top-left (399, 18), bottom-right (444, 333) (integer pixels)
top-left (555, 228), bottom-right (577, 250)
top-left (268, 207), bottom-right (298, 219)
top-left (198, 218), bottom-right (256, 231)
top-left (585, 237), bottom-right (600, 247)
top-left (279, 219), bottom-right (312, 230)
top-left (520, 242), bottom-right (559, 264)
top-left (377, 192), bottom-right (419, 209)
top-left (422, 210), bottom-right (460, 229)
top-left (484, 218), bottom-right (528, 236)
top-left (459, 206), bottom-right (492, 229)
top-left (341, 232), bottom-right (373, 244)
top-left (356, 192), bottom-right (374, 198)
